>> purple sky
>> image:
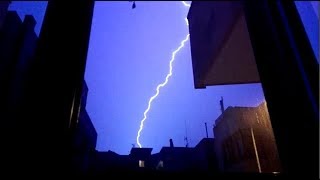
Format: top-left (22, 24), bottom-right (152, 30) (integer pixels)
top-left (8, 1), bottom-right (318, 155)
top-left (84, 2), bottom-right (264, 154)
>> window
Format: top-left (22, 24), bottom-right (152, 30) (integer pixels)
top-left (139, 160), bottom-right (145, 168)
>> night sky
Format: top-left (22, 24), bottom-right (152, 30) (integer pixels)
top-left (9, 1), bottom-right (318, 155)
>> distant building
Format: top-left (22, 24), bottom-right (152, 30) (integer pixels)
top-left (90, 148), bottom-right (155, 175)
top-left (88, 138), bottom-right (219, 174)
top-left (213, 101), bottom-right (281, 173)
top-left (90, 150), bottom-right (133, 174)
top-left (130, 147), bottom-right (153, 170)
top-left (151, 138), bottom-right (218, 172)
top-left (154, 146), bottom-right (197, 172)
top-left (74, 81), bottom-right (97, 151)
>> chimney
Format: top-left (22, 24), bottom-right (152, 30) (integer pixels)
top-left (169, 139), bottom-right (174, 148)
top-left (220, 96), bottom-right (225, 113)
top-left (205, 122), bottom-right (208, 138)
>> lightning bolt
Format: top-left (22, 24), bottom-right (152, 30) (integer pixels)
top-left (136, 1), bottom-right (191, 148)
top-left (181, 1), bottom-right (191, 7)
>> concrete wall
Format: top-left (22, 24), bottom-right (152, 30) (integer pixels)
top-left (188, 1), bottom-right (242, 88)
top-left (213, 103), bottom-right (281, 172)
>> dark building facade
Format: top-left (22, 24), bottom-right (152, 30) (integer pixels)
top-left (130, 147), bottom-right (153, 170)
top-left (151, 138), bottom-right (218, 173)
top-left (90, 150), bottom-right (133, 174)
top-left (154, 146), bottom-right (197, 172)
top-left (0, 11), bottom-right (23, 104)
top-left (0, 0), bottom-right (315, 177)
top-left (89, 148), bottom-right (154, 174)
top-left (0, 11), bottom-right (38, 110)
top-left (76, 81), bottom-right (97, 152)
top-left (71, 80), bottom-right (98, 174)
top-left (88, 138), bottom-right (218, 175)
top-left (0, 1), bottom-right (10, 29)
top-left (194, 138), bottom-right (218, 172)
top-left (0, 11), bottom-right (38, 173)
top-left (213, 101), bottom-right (281, 173)
top-left (11, 1), bottom-right (95, 175)
top-left (8, 15), bottom-right (38, 110)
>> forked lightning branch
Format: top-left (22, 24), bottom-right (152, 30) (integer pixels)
top-left (136, 1), bottom-right (191, 148)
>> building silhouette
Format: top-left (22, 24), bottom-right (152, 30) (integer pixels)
top-left (152, 143), bottom-right (197, 172)
top-left (0, 11), bottom-right (22, 110)
top-left (152, 138), bottom-right (218, 172)
top-left (0, 10), bottom-right (38, 110)
top-left (71, 80), bottom-right (98, 174)
top-left (0, 10), bottom-right (39, 173)
top-left (130, 147), bottom-right (153, 170)
top-left (90, 150), bottom-right (132, 174)
top-left (213, 101), bottom-right (281, 172)
top-left (89, 138), bottom-right (218, 175)
top-left (11, 1), bottom-right (95, 175)
top-left (0, 8), bottom-right (97, 174)
top-left (88, 148), bottom-right (154, 175)
top-left (9, 15), bottom-right (38, 109)
top-left (0, 1), bottom-right (10, 29)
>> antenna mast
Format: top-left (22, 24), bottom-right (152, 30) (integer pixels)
top-left (184, 119), bottom-right (189, 147)
top-left (205, 122), bottom-right (209, 138)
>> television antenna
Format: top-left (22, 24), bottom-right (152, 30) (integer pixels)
top-left (129, 1), bottom-right (136, 9)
